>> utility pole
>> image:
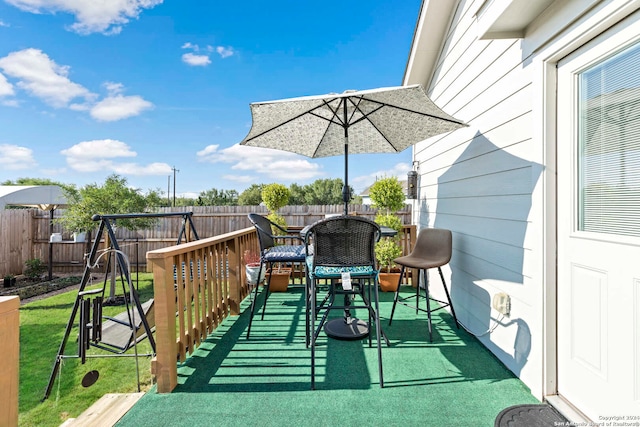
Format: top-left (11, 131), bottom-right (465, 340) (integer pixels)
top-left (172, 166), bottom-right (179, 207)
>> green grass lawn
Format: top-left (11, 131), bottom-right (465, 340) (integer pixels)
top-left (18, 273), bottom-right (156, 427)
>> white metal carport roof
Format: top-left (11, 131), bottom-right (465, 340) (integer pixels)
top-left (0, 185), bottom-right (68, 210)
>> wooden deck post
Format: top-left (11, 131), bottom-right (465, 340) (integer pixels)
top-left (227, 237), bottom-right (241, 315)
top-left (0, 296), bottom-right (19, 427)
top-left (149, 256), bottom-right (178, 393)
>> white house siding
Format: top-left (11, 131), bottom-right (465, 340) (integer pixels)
top-left (407, 0), bottom-right (640, 405)
top-left (408, 0), bottom-right (551, 400)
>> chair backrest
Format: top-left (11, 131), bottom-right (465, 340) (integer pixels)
top-left (248, 213), bottom-right (277, 251)
top-left (306, 215), bottom-right (380, 268)
top-left (412, 228), bottom-right (452, 265)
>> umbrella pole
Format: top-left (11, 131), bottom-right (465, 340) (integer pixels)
top-left (343, 136), bottom-right (349, 215)
top-left (342, 101), bottom-right (350, 215)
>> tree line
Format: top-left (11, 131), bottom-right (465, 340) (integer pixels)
top-left (2, 175), bottom-right (363, 249)
top-left (1, 175), bottom-right (361, 207)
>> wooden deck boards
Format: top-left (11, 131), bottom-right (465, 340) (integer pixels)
top-left (61, 393), bottom-right (145, 427)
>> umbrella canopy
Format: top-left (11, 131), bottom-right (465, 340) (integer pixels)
top-left (239, 84), bottom-right (467, 213)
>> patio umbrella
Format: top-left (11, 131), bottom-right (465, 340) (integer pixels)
top-left (239, 84), bottom-right (467, 214)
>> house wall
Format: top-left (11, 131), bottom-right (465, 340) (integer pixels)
top-left (407, 0), bottom-right (640, 400)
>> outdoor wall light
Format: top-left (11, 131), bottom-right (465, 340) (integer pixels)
top-left (407, 170), bottom-right (418, 199)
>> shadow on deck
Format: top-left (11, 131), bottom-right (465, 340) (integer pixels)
top-left (116, 286), bottom-right (538, 426)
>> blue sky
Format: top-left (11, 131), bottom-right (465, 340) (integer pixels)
top-left (0, 0), bottom-right (421, 198)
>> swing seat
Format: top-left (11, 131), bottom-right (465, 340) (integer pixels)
top-left (99, 299), bottom-right (155, 352)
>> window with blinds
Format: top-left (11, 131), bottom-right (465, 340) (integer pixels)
top-left (578, 40), bottom-right (640, 237)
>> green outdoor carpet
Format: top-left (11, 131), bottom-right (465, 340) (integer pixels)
top-left (116, 286), bottom-right (538, 426)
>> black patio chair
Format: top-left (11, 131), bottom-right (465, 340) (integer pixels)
top-left (388, 227), bottom-right (459, 342)
top-left (304, 215), bottom-right (384, 389)
top-left (246, 213), bottom-right (306, 339)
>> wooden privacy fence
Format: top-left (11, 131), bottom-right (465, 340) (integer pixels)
top-left (0, 205), bottom-right (411, 277)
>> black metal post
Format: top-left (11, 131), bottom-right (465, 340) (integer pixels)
top-left (48, 208), bottom-right (54, 280)
top-left (342, 100), bottom-right (349, 215)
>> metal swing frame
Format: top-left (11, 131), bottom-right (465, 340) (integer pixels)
top-left (42, 211), bottom-right (199, 401)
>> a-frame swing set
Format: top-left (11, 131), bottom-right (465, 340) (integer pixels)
top-left (43, 211), bottom-right (199, 401)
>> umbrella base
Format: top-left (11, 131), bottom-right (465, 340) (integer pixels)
top-left (324, 317), bottom-right (369, 340)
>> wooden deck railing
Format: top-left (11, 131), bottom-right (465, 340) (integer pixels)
top-left (147, 223), bottom-right (416, 393)
top-left (147, 226), bottom-right (258, 392)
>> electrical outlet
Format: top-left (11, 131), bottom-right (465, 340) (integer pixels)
top-left (492, 292), bottom-right (511, 316)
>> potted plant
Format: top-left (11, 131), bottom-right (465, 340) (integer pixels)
top-left (261, 183), bottom-right (290, 236)
top-left (369, 176), bottom-right (406, 291)
top-left (375, 238), bottom-right (403, 292)
top-left (266, 263), bottom-right (292, 292)
top-left (244, 250), bottom-right (265, 287)
top-left (3, 274), bottom-right (16, 288)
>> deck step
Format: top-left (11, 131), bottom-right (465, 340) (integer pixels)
top-left (61, 392), bottom-right (144, 427)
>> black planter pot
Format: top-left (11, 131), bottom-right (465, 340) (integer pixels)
top-left (3, 277), bottom-right (16, 287)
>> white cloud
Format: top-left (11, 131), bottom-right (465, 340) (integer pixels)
top-left (112, 162), bottom-right (172, 175)
top-left (0, 73), bottom-right (14, 96)
top-left (0, 20), bottom-right (9, 27)
top-left (0, 143), bottom-right (37, 169)
top-left (0, 48), bottom-right (94, 108)
top-left (103, 81), bottom-right (124, 94)
top-left (61, 139), bottom-right (136, 159)
top-left (216, 46), bottom-right (234, 58)
top-left (178, 191), bottom-right (199, 199)
top-left (61, 139), bottom-right (171, 175)
top-left (1, 99), bottom-right (20, 107)
top-left (197, 143), bottom-right (323, 182)
top-left (181, 52), bottom-right (211, 67)
top-left (351, 162), bottom-right (412, 192)
top-left (0, 49), bottom-right (152, 121)
top-left (4, 0), bottom-right (164, 35)
top-left (181, 42), bottom-right (234, 67)
top-left (90, 94), bottom-right (153, 121)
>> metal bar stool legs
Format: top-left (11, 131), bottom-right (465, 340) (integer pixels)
top-left (388, 266), bottom-right (459, 342)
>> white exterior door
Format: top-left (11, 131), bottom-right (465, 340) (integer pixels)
top-left (557, 16), bottom-right (640, 421)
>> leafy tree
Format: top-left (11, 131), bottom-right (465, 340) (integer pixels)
top-left (262, 183), bottom-right (290, 213)
top-left (144, 188), bottom-right (169, 207)
top-left (302, 178), bottom-right (339, 205)
top-left (369, 176), bottom-right (406, 214)
top-left (288, 183), bottom-right (306, 205)
top-left (1, 177), bottom-right (76, 193)
top-left (287, 179), bottom-right (358, 205)
top-left (262, 183), bottom-right (290, 232)
top-left (197, 188), bottom-right (238, 206)
top-left (58, 174), bottom-right (160, 300)
top-left (238, 184), bottom-right (264, 206)
top-left (57, 174), bottom-right (159, 236)
top-left (369, 177), bottom-right (405, 277)
top-left (173, 196), bottom-right (197, 207)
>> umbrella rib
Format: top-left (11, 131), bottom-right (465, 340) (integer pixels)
top-left (244, 97), bottom-right (342, 142)
top-left (344, 94), bottom-right (464, 124)
top-left (346, 97), bottom-right (399, 149)
top-left (305, 99), bottom-right (347, 158)
top-left (314, 99), bottom-right (346, 127)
